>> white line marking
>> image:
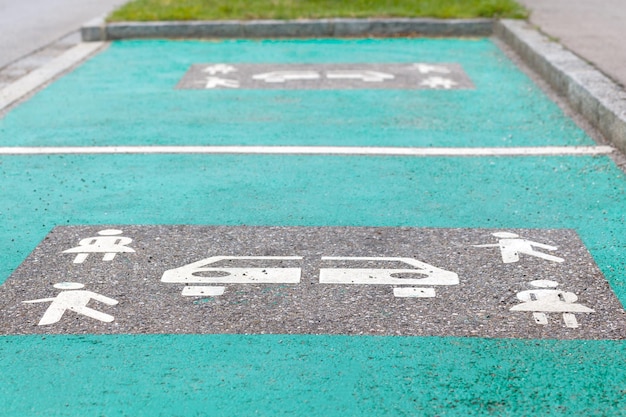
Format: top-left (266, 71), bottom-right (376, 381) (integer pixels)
top-left (0, 145), bottom-right (614, 156)
top-left (0, 42), bottom-right (105, 111)
top-left (393, 287), bottom-right (437, 298)
top-left (182, 286), bottom-right (225, 297)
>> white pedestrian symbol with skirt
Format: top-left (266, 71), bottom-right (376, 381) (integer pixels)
top-left (510, 280), bottom-right (594, 328)
top-left (473, 232), bottom-right (564, 263)
top-left (63, 229), bottom-right (135, 264)
top-left (22, 282), bottom-right (119, 325)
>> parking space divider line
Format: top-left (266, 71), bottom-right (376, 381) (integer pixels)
top-left (0, 145), bottom-right (614, 156)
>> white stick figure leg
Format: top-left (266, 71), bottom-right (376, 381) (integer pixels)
top-left (532, 312), bottom-right (548, 325)
top-left (500, 248), bottom-right (520, 264)
top-left (522, 250), bottom-right (564, 263)
top-left (69, 306), bottom-right (115, 323)
top-left (563, 313), bottom-right (579, 328)
top-left (37, 304), bottom-right (69, 325)
top-left (102, 252), bottom-right (116, 261)
top-left (73, 253), bottom-right (89, 264)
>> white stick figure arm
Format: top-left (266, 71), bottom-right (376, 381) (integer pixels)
top-left (22, 297), bottom-right (56, 304)
top-left (88, 292), bottom-right (119, 306)
top-left (525, 240), bottom-right (558, 251)
top-left (472, 244), bottom-right (500, 248)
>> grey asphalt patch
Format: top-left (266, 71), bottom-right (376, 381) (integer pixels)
top-left (176, 63), bottom-right (473, 90)
top-left (1, 226), bottom-right (624, 339)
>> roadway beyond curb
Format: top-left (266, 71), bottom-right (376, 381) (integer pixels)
top-left (79, 17), bottom-right (626, 156)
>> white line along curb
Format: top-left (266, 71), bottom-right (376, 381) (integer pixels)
top-left (0, 145), bottom-right (614, 156)
top-left (0, 42), bottom-right (105, 112)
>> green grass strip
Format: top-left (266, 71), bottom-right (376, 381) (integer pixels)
top-left (108, 0), bottom-right (528, 22)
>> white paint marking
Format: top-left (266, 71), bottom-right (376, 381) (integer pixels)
top-left (73, 253), bottom-right (89, 264)
top-left (562, 313), bottom-right (579, 329)
top-left (63, 229), bottom-right (135, 263)
top-left (320, 257), bottom-right (458, 286)
top-left (511, 280), bottom-right (594, 328)
top-left (474, 232), bottom-right (564, 263)
top-left (0, 42), bottom-right (105, 111)
top-left (412, 64), bottom-right (452, 74)
top-left (393, 287), bottom-right (436, 298)
top-left (205, 77), bottom-right (239, 89)
top-left (203, 64), bottom-right (237, 75)
top-left (533, 312), bottom-right (549, 325)
top-left (511, 288), bottom-right (594, 313)
top-left (182, 286), bottom-right (226, 297)
top-left (326, 70), bottom-right (394, 82)
top-left (162, 256), bottom-right (302, 284)
top-left (420, 76), bottom-right (458, 89)
top-left (0, 145), bottom-right (614, 157)
top-left (23, 282), bottom-right (118, 325)
top-left (252, 71), bottom-right (320, 83)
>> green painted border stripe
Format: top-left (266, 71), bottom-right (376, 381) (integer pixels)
top-left (0, 145), bottom-right (614, 156)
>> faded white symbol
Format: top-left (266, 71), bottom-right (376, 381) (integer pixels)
top-left (412, 63), bottom-right (452, 74)
top-left (252, 71), bottom-right (320, 83)
top-left (473, 232), bottom-right (564, 264)
top-left (203, 64), bottom-right (237, 75)
top-left (420, 76), bottom-right (458, 89)
top-left (326, 70), bottom-right (394, 82)
top-left (205, 76), bottom-right (240, 89)
top-left (510, 280), bottom-right (594, 328)
top-left (63, 229), bottom-right (135, 264)
top-left (162, 256), bottom-right (302, 296)
top-left (22, 282), bottom-right (119, 325)
top-left (319, 257), bottom-right (459, 298)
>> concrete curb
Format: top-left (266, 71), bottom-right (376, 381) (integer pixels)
top-left (81, 17), bottom-right (494, 41)
top-left (496, 19), bottom-right (626, 154)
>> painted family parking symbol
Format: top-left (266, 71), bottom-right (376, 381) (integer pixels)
top-left (0, 226), bottom-right (624, 339)
top-left (176, 63), bottom-right (474, 90)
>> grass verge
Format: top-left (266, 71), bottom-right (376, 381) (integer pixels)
top-left (108, 0), bottom-right (528, 22)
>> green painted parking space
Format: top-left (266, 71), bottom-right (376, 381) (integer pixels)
top-left (1, 38), bottom-right (625, 415)
top-left (3, 335), bottom-right (625, 415)
top-left (1, 154), bottom-right (626, 297)
top-left (0, 39), bottom-right (592, 148)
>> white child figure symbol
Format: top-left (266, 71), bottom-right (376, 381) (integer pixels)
top-left (510, 279), bottom-right (594, 328)
top-left (63, 229), bottom-right (135, 264)
top-left (473, 232), bottom-right (564, 263)
top-left (22, 282), bottom-right (119, 325)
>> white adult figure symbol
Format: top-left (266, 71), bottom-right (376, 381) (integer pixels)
top-left (510, 280), bottom-right (594, 328)
top-left (23, 282), bottom-right (119, 326)
top-left (473, 232), bottom-right (564, 263)
top-left (63, 229), bottom-right (135, 264)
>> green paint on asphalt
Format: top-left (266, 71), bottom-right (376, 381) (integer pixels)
top-left (1, 334), bottom-right (625, 416)
top-left (1, 39), bottom-right (625, 415)
top-left (1, 154), bottom-right (625, 300)
top-left (0, 38), bottom-right (592, 148)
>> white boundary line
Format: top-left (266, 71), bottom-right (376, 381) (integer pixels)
top-left (0, 145), bottom-right (614, 156)
top-left (0, 42), bottom-right (105, 111)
